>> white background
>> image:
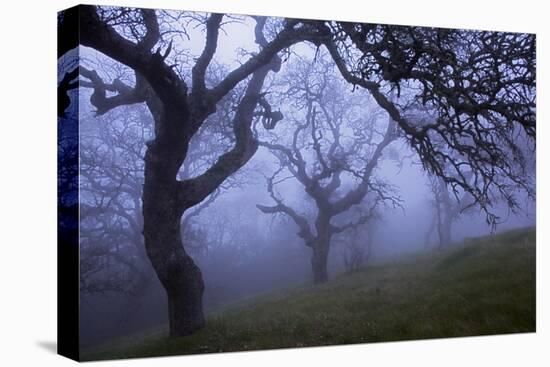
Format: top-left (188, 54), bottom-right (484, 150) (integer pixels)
top-left (0, 0), bottom-right (548, 365)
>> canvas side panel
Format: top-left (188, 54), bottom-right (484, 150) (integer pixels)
top-left (57, 5), bottom-right (80, 362)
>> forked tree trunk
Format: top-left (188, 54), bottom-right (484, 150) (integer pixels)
top-left (139, 58), bottom-right (272, 336)
top-left (141, 101), bottom-right (206, 337)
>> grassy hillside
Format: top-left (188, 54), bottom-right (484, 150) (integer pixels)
top-left (83, 227), bottom-right (536, 361)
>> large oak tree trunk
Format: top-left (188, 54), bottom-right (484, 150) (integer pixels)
top-left (142, 176), bottom-right (205, 336)
top-left (141, 98), bottom-right (206, 336)
top-left (165, 258), bottom-right (205, 337)
top-left (138, 58), bottom-right (272, 337)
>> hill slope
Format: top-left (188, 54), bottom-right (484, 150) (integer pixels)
top-left (83, 227), bottom-right (536, 361)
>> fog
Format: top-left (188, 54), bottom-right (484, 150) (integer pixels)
top-left (65, 8), bottom-right (535, 347)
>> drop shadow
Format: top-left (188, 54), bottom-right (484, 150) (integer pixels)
top-left (36, 340), bottom-right (57, 354)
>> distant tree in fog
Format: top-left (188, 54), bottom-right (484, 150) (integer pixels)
top-left (423, 172), bottom-right (474, 250)
top-left (257, 55), bottom-right (400, 283)
top-left (79, 105), bottom-right (151, 296)
top-left (337, 213), bottom-right (380, 272)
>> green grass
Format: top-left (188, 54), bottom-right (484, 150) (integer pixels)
top-left (82, 227), bottom-right (536, 361)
